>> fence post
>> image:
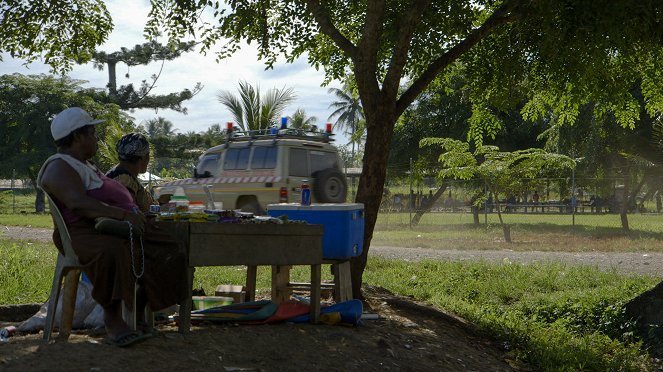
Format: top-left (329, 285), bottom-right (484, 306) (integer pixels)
top-left (572, 156), bottom-right (576, 226)
top-left (409, 157), bottom-right (413, 229)
top-left (11, 168), bottom-right (16, 214)
top-left (484, 181), bottom-right (488, 227)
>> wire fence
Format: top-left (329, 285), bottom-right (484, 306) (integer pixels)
top-left (3, 172), bottom-right (662, 233)
top-left (383, 173), bottom-right (663, 232)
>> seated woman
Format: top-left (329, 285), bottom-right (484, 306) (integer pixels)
top-left (106, 133), bottom-right (156, 213)
top-left (37, 108), bottom-right (186, 347)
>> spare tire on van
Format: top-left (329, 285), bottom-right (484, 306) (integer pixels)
top-left (313, 168), bottom-right (348, 203)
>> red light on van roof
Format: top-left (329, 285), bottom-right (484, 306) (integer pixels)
top-left (325, 122), bottom-right (332, 133)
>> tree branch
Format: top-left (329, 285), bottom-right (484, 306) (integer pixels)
top-left (382, 0), bottom-right (432, 99)
top-left (302, 0), bottom-right (358, 59)
top-left (396, 2), bottom-right (520, 116)
top-left (357, 0), bottom-right (386, 75)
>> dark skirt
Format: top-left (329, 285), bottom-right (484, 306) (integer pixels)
top-left (53, 219), bottom-right (187, 311)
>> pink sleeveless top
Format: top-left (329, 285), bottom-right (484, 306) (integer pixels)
top-left (60, 172), bottom-right (138, 224)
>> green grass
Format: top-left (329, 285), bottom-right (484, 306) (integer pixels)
top-left (364, 256), bottom-right (660, 371)
top-left (0, 240), bottom-right (57, 304)
top-left (373, 212), bottom-right (663, 252)
top-left (0, 213), bottom-right (52, 228)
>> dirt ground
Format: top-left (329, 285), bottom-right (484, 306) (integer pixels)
top-left (0, 285), bottom-right (521, 371)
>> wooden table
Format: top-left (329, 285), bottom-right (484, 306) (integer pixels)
top-left (160, 222), bottom-right (324, 333)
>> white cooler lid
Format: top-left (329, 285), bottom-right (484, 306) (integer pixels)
top-left (267, 203), bottom-right (364, 211)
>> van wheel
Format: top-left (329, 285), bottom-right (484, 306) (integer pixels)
top-left (313, 168), bottom-right (347, 203)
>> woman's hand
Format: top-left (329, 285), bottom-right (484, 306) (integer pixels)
top-left (124, 211), bottom-right (146, 236)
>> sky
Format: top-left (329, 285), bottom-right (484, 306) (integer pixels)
top-left (0, 1), bottom-right (349, 144)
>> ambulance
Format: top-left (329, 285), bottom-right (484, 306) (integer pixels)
top-left (154, 123), bottom-right (348, 214)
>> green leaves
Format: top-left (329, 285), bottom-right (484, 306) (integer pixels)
top-left (217, 80), bottom-right (297, 130)
top-left (420, 136), bottom-right (575, 200)
top-left (0, 0), bottom-right (112, 73)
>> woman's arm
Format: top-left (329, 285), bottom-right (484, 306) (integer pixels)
top-left (40, 159), bottom-right (145, 229)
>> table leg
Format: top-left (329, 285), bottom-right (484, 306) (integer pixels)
top-left (179, 266), bottom-right (194, 334)
top-left (332, 261), bottom-right (353, 302)
top-left (246, 265), bottom-right (257, 302)
top-left (271, 265), bottom-right (291, 304)
top-left (310, 264), bottom-right (321, 324)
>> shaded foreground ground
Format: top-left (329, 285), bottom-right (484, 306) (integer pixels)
top-left (0, 286), bottom-right (520, 371)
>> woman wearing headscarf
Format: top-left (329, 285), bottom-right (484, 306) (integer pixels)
top-left (106, 133), bottom-right (157, 213)
top-left (37, 108), bottom-right (186, 347)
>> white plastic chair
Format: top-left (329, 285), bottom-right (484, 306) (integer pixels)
top-left (44, 193), bottom-right (152, 342)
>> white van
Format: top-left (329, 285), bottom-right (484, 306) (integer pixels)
top-left (154, 129), bottom-right (348, 214)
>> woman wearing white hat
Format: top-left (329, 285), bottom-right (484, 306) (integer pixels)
top-left (37, 107), bottom-right (186, 347)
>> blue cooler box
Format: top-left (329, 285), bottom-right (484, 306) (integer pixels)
top-left (267, 203), bottom-right (364, 260)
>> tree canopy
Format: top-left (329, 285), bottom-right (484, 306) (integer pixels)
top-left (0, 74), bottom-right (131, 211)
top-left (0, 0), bottom-right (113, 73)
top-left (81, 41), bottom-right (203, 113)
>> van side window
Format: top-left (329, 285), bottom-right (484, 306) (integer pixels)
top-left (251, 145), bottom-right (277, 169)
top-left (310, 151), bottom-right (338, 174)
top-left (224, 147), bottom-right (251, 170)
top-left (289, 148), bottom-right (309, 176)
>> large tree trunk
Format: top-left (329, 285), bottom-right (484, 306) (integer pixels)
top-left (349, 101), bottom-right (397, 300)
top-left (625, 281), bottom-right (663, 357)
top-left (410, 184), bottom-right (446, 226)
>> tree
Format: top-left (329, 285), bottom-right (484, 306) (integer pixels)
top-left (0, 1), bottom-right (112, 73)
top-left (328, 80), bottom-right (365, 168)
top-left (142, 117), bottom-right (178, 138)
top-left (117, 1), bottom-right (663, 301)
top-left (288, 108), bottom-right (318, 130)
top-left (80, 41), bottom-right (204, 113)
top-left (217, 80), bottom-right (297, 131)
top-left (539, 90), bottom-right (663, 231)
top-left (0, 74), bottom-right (129, 211)
top-left (421, 137), bottom-right (576, 242)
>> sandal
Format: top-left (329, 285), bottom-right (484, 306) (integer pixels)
top-left (106, 330), bottom-right (152, 347)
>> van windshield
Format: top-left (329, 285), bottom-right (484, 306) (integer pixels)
top-left (196, 153), bottom-right (220, 177)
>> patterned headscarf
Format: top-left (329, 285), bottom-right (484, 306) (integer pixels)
top-left (116, 133), bottom-right (150, 161)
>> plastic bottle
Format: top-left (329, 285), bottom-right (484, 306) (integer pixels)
top-left (170, 186), bottom-right (190, 212)
top-left (301, 180), bottom-right (311, 206)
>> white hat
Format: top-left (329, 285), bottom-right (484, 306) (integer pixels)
top-left (51, 107), bottom-right (105, 141)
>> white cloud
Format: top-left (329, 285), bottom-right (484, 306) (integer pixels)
top-left (0, 0), bottom-right (349, 144)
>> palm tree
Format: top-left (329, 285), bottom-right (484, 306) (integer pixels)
top-left (288, 108), bottom-right (318, 130)
top-left (217, 80), bottom-right (297, 131)
top-left (328, 80), bottom-right (364, 167)
top-left (142, 117), bottom-right (177, 138)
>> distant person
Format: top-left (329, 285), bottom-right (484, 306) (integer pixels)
top-left (106, 133), bottom-right (157, 213)
top-left (532, 191), bottom-right (542, 212)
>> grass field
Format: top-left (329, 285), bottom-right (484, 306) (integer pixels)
top-left (373, 211), bottom-right (663, 252)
